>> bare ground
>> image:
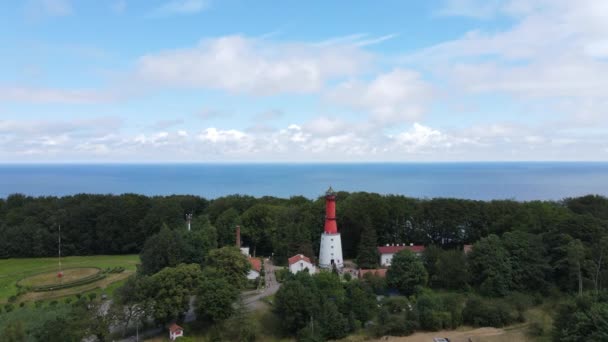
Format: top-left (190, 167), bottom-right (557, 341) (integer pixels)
top-left (368, 326), bottom-right (530, 342)
top-left (18, 271), bottom-right (133, 302)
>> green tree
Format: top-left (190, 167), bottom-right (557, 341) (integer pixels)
top-left (215, 208), bottom-right (241, 246)
top-left (387, 249), bottom-right (428, 296)
top-left (436, 249), bottom-right (469, 290)
top-left (205, 246), bottom-right (250, 289)
top-left (32, 317), bottom-right (81, 342)
top-left (356, 217), bottom-right (379, 269)
top-left (3, 321), bottom-right (26, 342)
top-left (196, 268), bottom-right (240, 322)
top-left (274, 277), bottom-right (319, 333)
top-left (318, 300), bottom-right (349, 340)
top-left (567, 239), bottom-right (586, 296)
top-left (345, 280), bottom-right (377, 323)
top-left (145, 264), bottom-right (204, 322)
top-left (468, 234), bottom-right (512, 296)
top-left (139, 226), bottom-right (185, 275)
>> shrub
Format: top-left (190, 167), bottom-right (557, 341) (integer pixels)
top-left (49, 300), bottom-right (58, 306)
top-left (343, 272), bottom-right (352, 282)
top-left (462, 296), bottom-right (515, 327)
top-left (34, 300), bottom-right (42, 308)
top-left (8, 295), bottom-right (17, 303)
top-left (5, 303), bottom-right (14, 312)
top-left (19, 302), bottom-right (25, 308)
top-left (88, 293), bottom-right (97, 301)
top-left (64, 297), bottom-right (72, 304)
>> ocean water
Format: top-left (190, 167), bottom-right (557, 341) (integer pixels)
top-left (0, 163), bottom-right (607, 201)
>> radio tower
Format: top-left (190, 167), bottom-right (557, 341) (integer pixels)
top-left (57, 225), bottom-right (63, 282)
top-left (186, 213), bottom-right (193, 231)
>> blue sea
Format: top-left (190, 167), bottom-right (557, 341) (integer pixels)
top-left (0, 163), bottom-right (607, 201)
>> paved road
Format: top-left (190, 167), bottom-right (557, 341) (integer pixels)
top-left (243, 258), bottom-right (280, 311)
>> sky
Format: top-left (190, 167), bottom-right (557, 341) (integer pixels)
top-left (1, 0), bottom-right (607, 162)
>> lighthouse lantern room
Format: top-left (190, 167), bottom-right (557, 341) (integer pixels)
top-left (318, 187), bottom-right (344, 270)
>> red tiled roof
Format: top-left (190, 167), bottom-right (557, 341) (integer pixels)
top-left (377, 245), bottom-right (426, 254)
top-left (169, 323), bottom-right (183, 333)
top-left (249, 257), bottom-right (262, 272)
top-left (359, 268), bottom-right (387, 278)
top-left (288, 254), bottom-right (312, 266)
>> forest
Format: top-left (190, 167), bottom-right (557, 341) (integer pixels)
top-left (2, 192), bottom-right (608, 341)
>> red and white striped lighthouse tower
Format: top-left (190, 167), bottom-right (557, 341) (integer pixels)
top-left (318, 187), bottom-right (343, 269)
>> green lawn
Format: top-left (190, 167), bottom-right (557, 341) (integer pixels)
top-left (0, 255), bottom-right (139, 303)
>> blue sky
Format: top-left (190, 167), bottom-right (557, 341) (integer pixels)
top-left (1, 0), bottom-right (607, 162)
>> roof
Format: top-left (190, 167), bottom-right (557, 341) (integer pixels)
top-left (168, 323), bottom-right (183, 333)
top-left (249, 257), bottom-right (262, 272)
top-left (463, 244), bottom-right (473, 254)
top-left (359, 269), bottom-right (387, 278)
top-left (288, 254), bottom-right (312, 266)
top-left (377, 245), bottom-right (426, 254)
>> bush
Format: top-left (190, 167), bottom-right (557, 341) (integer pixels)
top-left (49, 300), bottom-right (58, 306)
top-left (8, 295), bottom-right (17, 303)
top-left (462, 296), bottom-right (515, 327)
top-left (343, 272), bottom-right (352, 282)
top-left (19, 302), bottom-right (26, 308)
top-left (5, 303), bottom-right (14, 312)
top-left (35, 300), bottom-right (43, 308)
top-left (88, 293), bottom-right (97, 301)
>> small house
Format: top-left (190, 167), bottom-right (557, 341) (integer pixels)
top-left (248, 257), bottom-right (262, 280)
top-left (288, 254), bottom-right (316, 274)
top-left (378, 244), bottom-right (426, 266)
top-left (168, 323), bottom-right (183, 341)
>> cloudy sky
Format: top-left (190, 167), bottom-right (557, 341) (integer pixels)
top-left (1, 0), bottom-right (607, 162)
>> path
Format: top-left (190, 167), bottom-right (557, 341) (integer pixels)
top-left (243, 258), bottom-right (280, 311)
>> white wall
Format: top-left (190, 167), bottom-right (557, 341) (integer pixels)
top-left (319, 233), bottom-right (344, 269)
top-left (289, 260), bottom-right (316, 274)
top-left (381, 253), bottom-right (395, 266)
top-left (247, 269), bottom-right (259, 280)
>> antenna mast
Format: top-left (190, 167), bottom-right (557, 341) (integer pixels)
top-left (58, 224), bottom-right (63, 282)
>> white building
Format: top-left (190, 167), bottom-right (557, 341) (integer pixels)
top-left (247, 257), bottom-right (261, 280)
top-left (378, 244), bottom-right (426, 267)
top-left (168, 323), bottom-right (184, 340)
top-left (288, 254), bottom-right (316, 274)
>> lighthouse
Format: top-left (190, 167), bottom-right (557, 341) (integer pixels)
top-left (318, 187), bottom-right (344, 270)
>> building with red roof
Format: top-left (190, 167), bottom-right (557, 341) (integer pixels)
top-left (359, 268), bottom-right (387, 278)
top-left (288, 254), bottom-right (316, 274)
top-left (247, 257), bottom-right (262, 280)
top-left (378, 244), bottom-right (426, 266)
top-left (168, 323), bottom-right (184, 340)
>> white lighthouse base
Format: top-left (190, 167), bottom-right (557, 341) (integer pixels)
top-left (318, 233), bottom-right (344, 269)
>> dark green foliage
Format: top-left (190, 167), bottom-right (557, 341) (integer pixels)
top-left (356, 217), bottom-right (380, 269)
top-left (462, 296), bottom-right (515, 327)
top-left (274, 277), bottom-right (319, 333)
top-left (553, 294), bottom-right (608, 341)
top-left (435, 249), bottom-right (469, 290)
top-left (387, 249), bottom-right (428, 296)
top-left (468, 234), bottom-right (512, 296)
top-left (139, 226), bottom-right (186, 275)
top-left (196, 269), bottom-right (240, 322)
top-left (32, 316), bottom-right (81, 342)
top-left (205, 246), bottom-right (250, 289)
top-left (2, 320), bottom-right (26, 342)
top-left (143, 263), bottom-right (204, 322)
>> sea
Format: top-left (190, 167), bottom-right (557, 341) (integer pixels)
top-left (0, 162), bottom-right (607, 201)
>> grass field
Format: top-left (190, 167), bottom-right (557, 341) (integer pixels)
top-left (18, 267), bottom-right (101, 287)
top-left (0, 255), bottom-right (139, 303)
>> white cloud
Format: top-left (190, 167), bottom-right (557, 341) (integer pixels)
top-left (0, 86), bottom-right (119, 104)
top-left (136, 35), bottom-right (370, 95)
top-left (148, 0), bottom-right (209, 17)
top-left (327, 69), bottom-right (433, 124)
